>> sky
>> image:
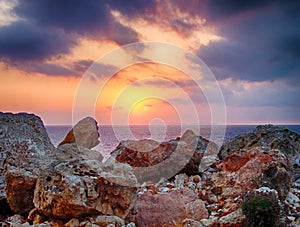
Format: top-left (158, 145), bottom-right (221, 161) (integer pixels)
top-left (0, 0), bottom-right (299, 125)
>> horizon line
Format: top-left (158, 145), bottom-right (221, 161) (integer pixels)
top-left (45, 123), bottom-right (300, 126)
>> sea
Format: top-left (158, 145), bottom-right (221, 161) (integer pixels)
top-left (46, 125), bottom-right (300, 159)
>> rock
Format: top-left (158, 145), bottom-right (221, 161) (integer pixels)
top-left (5, 168), bottom-right (38, 215)
top-left (174, 174), bottom-right (189, 188)
top-left (109, 130), bottom-right (217, 183)
top-left (126, 222), bottom-right (136, 227)
top-left (183, 219), bottom-right (205, 227)
top-left (5, 214), bottom-right (23, 226)
top-left (218, 124), bottom-right (300, 176)
top-left (134, 188), bottom-right (208, 227)
top-left (0, 112), bottom-right (55, 214)
top-left (85, 223), bottom-right (100, 227)
top-left (285, 191), bottom-right (300, 210)
top-left (180, 130), bottom-right (218, 175)
top-left (56, 143), bottom-right (103, 162)
top-left (34, 160), bottom-right (137, 219)
top-left (199, 147), bottom-right (291, 216)
top-left (59, 117), bottom-right (99, 149)
top-left (219, 208), bottom-right (245, 227)
top-left (199, 155), bottom-right (219, 173)
top-left (65, 218), bottom-right (80, 227)
top-left (93, 215), bottom-right (125, 227)
top-left (200, 218), bottom-right (216, 227)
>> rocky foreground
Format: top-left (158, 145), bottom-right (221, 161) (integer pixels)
top-left (0, 112), bottom-right (300, 227)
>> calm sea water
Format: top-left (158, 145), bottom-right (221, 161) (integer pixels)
top-left (46, 125), bottom-right (300, 159)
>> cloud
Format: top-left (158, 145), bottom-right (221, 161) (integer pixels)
top-left (108, 0), bottom-right (157, 17)
top-left (197, 1), bottom-right (300, 85)
top-left (73, 59), bottom-right (94, 73)
top-left (13, 0), bottom-right (140, 45)
top-left (22, 62), bottom-right (78, 76)
top-left (219, 78), bottom-right (300, 108)
top-left (0, 0), bottom-right (144, 68)
top-left (0, 21), bottom-right (75, 62)
top-left (7, 59), bottom-right (97, 77)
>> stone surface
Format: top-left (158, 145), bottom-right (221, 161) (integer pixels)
top-left (34, 160), bottom-right (137, 219)
top-left (109, 130), bottom-right (217, 183)
top-left (134, 188), bottom-right (208, 227)
top-left (183, 219), bottom-right (205, 227)
top-left (65, 218), bottom-right (80, 227)
top-left (93, 215), bottom-right (125, 227)
top-left (5, 214), bottom-right (23, 225)
top-left (0, 112), bottom-right (55, 214)
top-left (56, 143), bottom-right (103, 163)
top-left (59, 117), bottom-right (99, 149)
top-left (5, 168), bottom-right (38, 215)
top-left (218, 124), bottom-right (300, 177)
top-left (199, 147), bottom-right (291, 217)
top-left (219, 208), bottom-right (245, 227)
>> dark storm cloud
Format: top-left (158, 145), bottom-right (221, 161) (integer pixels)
top-left (0, 21), bottom-right (75, 62)
top-left (14, 0), bottom-right (140, 45)
top-left (0, 0), bottom-right (145, 67)
top-left (197, 1), bottom-right (300, 84)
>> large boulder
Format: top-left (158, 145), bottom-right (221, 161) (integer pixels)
top-left (134, 188), bottom-right (208, 227)
top-left (0, 112), bottom-right (55, 215)
top-left (199, 147), bottom-right (291, 217)
top-left (58, 117), bottom-right (100, 149)
top-left (34, 160), bottom-right (137, 219)
top-left (109, 130), bottom-right (217, 183)
top-left (219, 124), bottom-right (300, 167)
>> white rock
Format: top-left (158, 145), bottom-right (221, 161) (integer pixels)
top-left (285, 191), bottom-right (300, 207)
top-left (287, 216), bottom-right (296, 221)
top-left (219, 208), bottom-right (245, 226)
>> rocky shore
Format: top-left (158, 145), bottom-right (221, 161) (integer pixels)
top-left (0, 112), bottom-right (300, 227)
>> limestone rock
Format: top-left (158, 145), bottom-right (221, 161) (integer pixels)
top-left (0, 112), bottom-right (55, 214)
top-left (56, 143), bottom-right (103, 163)
top-left (34, 160), bottom-right (137, 219)
top-left (218, 124), bottom-right (300, 173)
top-left (59, 117), bottom-right (99, 149)
top-left (200, 147), bottom-right (291, 216)
top-left (134, 188), bottom-right (208, 227)
top-left (65, 218), bottom-right (80, 227)
top-left (183, 219), bottom-right (205, 227)
top-left (93, 215), bottom-right (125, 227)
top-left (109, 130), bottom-right (217, 183)
top-left (5, 167), bottom-right (38, 215)
top-left (219, 208), bottom-right (245, 227)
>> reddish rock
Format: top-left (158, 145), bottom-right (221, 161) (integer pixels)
top-left (59, 117), bottom-right (100, 149)
top-left (5, 168), bottom-right (37, 216)
top-left (134, 188), bottom-right (208, 227)
top-left (109, 130), bottom-right (217, 183)
top-left (203, 147), bottom-right (291, 214)
top-left (218, 124), bottom-right (300, 173)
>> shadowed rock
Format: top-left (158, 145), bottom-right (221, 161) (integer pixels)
top-left (108, 130), bottom-right (217, 183)
top-left (59, 117), bottom-right (100, 149)
top-left (219, 124), bottom-right (300, 165)
top-left (0, 112), bottom-right (55, 215)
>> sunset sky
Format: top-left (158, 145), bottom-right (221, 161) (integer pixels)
top-left (0, 0), bottom-right (299, 125)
